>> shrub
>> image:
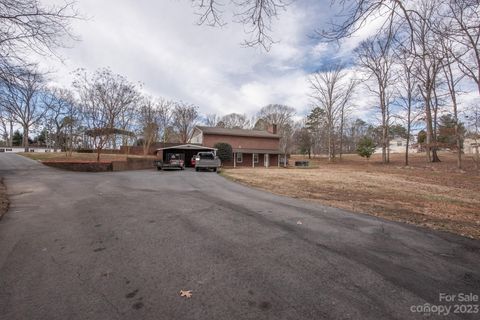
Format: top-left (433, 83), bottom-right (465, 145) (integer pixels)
top-left (214, 142), bottom-right (233, 162)
top-left (76, 148), bottom-right (94, 153)
top-left (356, 137), bottom-right (376, 160)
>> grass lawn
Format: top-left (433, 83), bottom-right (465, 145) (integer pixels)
top-left (19, 152), bottom-right (155, 162)
top-left (222, 152), bottom-right (480, 239)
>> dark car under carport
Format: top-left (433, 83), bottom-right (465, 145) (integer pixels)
top-left (155, 144), bottom-right (217, 167)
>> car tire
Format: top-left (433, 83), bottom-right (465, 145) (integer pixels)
top-left (195, 167), bottom-right (199, 172)
top-left (213, 168), bottom-right (217, 172)
top-left (157, 167), bottom-right (162, 171)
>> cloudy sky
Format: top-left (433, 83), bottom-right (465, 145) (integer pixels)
top-left (40, 0), bottom-right (479, 123)
top-left (39, 0), bottom-right (359, 118)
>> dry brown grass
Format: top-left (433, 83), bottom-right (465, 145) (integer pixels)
top-left (19, 152), bottom-right (155, 162)
top-left (223, 152), bottom-right (480, 239)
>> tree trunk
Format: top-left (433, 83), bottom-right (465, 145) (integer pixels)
top-left (8, 120), bottom-right (13, 147)
top-left (432, 88), bottom-right (441, 162)
top-left (405, 106), bottom-right (411, 167)
top-left (23, 125), bottom-right (29, 152)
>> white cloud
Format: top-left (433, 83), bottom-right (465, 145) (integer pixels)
top-left (37, 0), bottom-right (329, 119)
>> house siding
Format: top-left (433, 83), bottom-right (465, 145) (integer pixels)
top-left (223, 153), bottom-right (279, 168)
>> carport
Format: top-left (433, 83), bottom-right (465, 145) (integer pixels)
top-left (155, 144), bottom-right (217, 167)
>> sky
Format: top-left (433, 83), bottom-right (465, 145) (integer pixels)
top-left (39, 0), bottom-right (479, 125)
top-left (39, 0), bottom-right (354, 119)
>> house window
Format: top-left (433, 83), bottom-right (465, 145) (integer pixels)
top-left (397, 141), bottom-right (403, 147)
top-left (236, 152), bottom-right (243, 163)
top-left (253, 153), bottom-right (259, 163)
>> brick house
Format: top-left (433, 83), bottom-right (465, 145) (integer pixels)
top-left (190, 126), bottom-right (282, 168)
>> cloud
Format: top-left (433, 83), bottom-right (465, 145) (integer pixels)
top-left (37, 0), bottom-right (332, 120)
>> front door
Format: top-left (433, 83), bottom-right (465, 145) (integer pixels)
top-left (264, 154), bottom-right (269, 167)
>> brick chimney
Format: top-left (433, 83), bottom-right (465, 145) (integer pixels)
top-left (267, 124), bottom-right (278, 134)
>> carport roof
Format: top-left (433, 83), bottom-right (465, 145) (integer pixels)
top-left (155, 144), bottom-right (216, 151)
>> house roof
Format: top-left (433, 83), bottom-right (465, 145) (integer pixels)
top-left (196, 126), bottom-right (280, 138)
top-left (155, 144), bottom-right (217, 151)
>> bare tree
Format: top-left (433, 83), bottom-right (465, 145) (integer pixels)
top-left (217, 113), bottom-right (251, 129)
top-left (73, 68), bottom-right (140, 161)
top-left (43, 87), bottom-right (78, 152)
top-left (337, 78), bottom-right (356, 159)
top-left (256, 104), bottom-right (295, 157)
top-left (138, 96), bottom-right (160, 155)
top-left (0, 0), bottom-right (78, 77)
top-left (410, 1), bottom-right (445, 162)
top-left (172, 102), bottom-right (199, 143)
top-left (0, 66), bottom-right (47, 151)
top-left (466, 103), bottom-right (480, 169)
top-left (444, 1), bottom-right (480, 94)
top-left (309, 65), bottom-right (355, 161)
top-left (393, 49), bottom-right (422, 166)
top-left (191, 0), bottom-right (290, 50)
top-left (257, 104), bottom-right (295, 129)
top-left (322, 0), bottom-right (479, 163)
top-left (204, 113), bottom-right (220, 127)
top-left (356, 37), bottom-right (395, 163)
top-left (438, 27), bottom-right (465, 169)
top-left (157, 98), bottom-right (174, 143)
top-left (0, 107), bottom-right (13, 146)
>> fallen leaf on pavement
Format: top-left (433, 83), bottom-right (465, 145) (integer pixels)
top-left (179, 290), bottom-right (192, 298)
top-left (296, 221), bottom-right (303, 225)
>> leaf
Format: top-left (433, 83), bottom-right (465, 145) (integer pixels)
top-left (179, 290), bottom-right (192, 298)
top-left (296, 221), bottom-right (303, 225)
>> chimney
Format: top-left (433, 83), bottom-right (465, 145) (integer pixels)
top-left (267, 124), bottom-right (277, 134)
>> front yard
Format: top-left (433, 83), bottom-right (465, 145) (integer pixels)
top-left (223, 152), bottom-right (480, 239)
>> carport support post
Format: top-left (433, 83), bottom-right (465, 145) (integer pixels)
top-left (252, 154), bottom-right (254, 168)
top-left (233, 152), bottom-right (236, 168)
top-left (278, 155), bottom-right (280, 167)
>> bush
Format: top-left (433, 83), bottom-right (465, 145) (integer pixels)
top-left (214, 142), bottom-right (233, 162)
top-left (356, 137), bottom-right (376, 160)
top-left (76, 148), bottom-right (94, 153)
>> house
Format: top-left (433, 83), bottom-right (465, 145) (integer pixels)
top-left (375, 136), bottom-right (414, 154)
top-left (190, 126), bottom-right (282, 168)
top-left (464, 138), bottom-right (479, 154)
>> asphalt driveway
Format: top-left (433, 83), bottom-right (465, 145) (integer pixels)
top-left (0, 153), bottom-right (479, 320)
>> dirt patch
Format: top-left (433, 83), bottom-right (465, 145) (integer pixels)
top-left (0, 178), bottom-right (9, 220)
top-left (223, 152), bottom-right (480, 239)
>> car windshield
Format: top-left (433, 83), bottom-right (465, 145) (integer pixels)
top-left (199, 153), bottom-right (214, 160)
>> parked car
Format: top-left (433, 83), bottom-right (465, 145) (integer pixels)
top-left (195, 152), bottom-right (221, 172)
top-left (155, 153), bottom-right (185, 170)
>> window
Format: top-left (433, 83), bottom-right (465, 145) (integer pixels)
top-left (253, 153), bottom-right (259, 163)
top-left (199, 152), bottom-right (214, 160)
top-left (236, 152), bottom-right (243, 163)
top-left (397, 141), bottom-right (403, 147)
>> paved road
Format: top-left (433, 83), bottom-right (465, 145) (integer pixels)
top-left (0, 154), bottom-right (479, 320)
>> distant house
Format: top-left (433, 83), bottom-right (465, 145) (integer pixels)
top-left (375, 136), bottom-right (414, 154)
top-left (464, 138), bottom-right (479, 154)
top-left (190, 126), bottom-right (282, 167)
